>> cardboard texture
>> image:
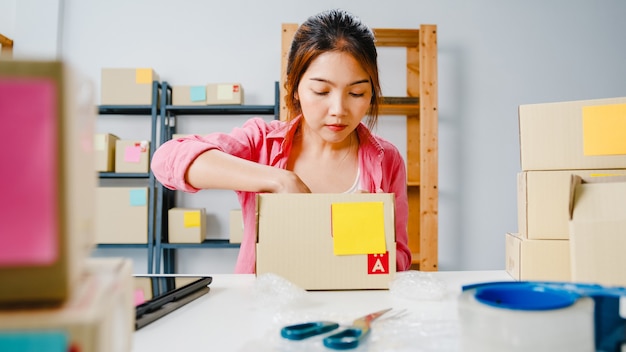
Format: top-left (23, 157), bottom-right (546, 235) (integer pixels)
top-left (168, 208), bottom-right (206, 243)
top-left (95, 187), bottom-right (148, 244)
top-left (94, 133), bottom-right (119, 172)
top-left (569, 175), bottom-right (626, 286)
top-left (256, 193), bottom-right (396, 290)
top-left (229, 209), bottom-right (243, 244)
top-left (100, 68), bottom-right (159, 105)
top-left (206, 83), bottom-right (243, 105)
top-left (505, 233), bottom-right (571, 281)
top-left (114, 140), bottom-right (150, 173)
top-left (518, 169), bottom-right (626, 240)
top-left (519, 96), bottom-right (626, 171)
top-left (172, 85), bottom-right (208, 106)
top-left (0, 60), bottom-right (96, 304)
top-left (0, 258), bottom-right (134, 352)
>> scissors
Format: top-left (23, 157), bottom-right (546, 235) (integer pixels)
top-left (280, 308), bottom-right (392, 350)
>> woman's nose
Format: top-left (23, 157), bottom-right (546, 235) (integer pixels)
top-left (328, 93), bottom-right (347, 116)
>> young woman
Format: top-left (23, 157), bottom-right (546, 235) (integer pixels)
top-left (151, 9), bottom-right (411, 273)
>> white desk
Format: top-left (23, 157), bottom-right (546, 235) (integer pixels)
top-left (133, 271), bottom-right (512, 352)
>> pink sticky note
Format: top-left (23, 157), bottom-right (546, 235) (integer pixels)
top-left (124, 145), bottom-right (141, 163)
top-left (134, 289), bottom-right (146, 306)
top-left (0, 78), bottom-right (58, 266)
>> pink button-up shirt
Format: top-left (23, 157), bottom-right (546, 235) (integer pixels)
top-left (150, 116), bottom-right (411, 273)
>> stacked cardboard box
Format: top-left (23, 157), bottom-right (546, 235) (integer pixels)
top-left (0, 61), bottom-right (134, 351)
top-left (507, 96), bottom-right (626, 283)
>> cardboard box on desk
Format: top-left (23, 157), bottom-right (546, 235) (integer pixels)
top-left (256, 193), bottom-right (396, 290)
top-left (94, 133), bottom-right (119, 172)
top-left (519, 96), bottom-right (626, 171)
top-left (0, 258), bottom-right (134, 352)
top-left (0, 60), bottom-right (96, 305)
top-left (115, 140), bottom-right (150, 173)
top-left (569, 175), bottom-right (626, 287)
top-left (168, 207), bottom-right (206, 243)
top-left (100, 68), bottom-right (159, 105)
top-left (518, 169), bottom-right (626, 240)
top-left (95, 187), bottom-right (148, 244)
top-left (505, 232), bottom-right (571, 281)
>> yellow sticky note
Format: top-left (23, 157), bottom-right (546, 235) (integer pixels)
top-left (135, 68), bottom-right (152, 84)
top-left (582, 104), bottom-right (626, 156)
top-left (331, 202), bottom-right (386, 255)
top-left (183, 211), bottom-right (201, 228)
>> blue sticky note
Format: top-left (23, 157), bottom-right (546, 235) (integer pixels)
top-left (0, 331), bottom-right (68, 352)
top-left (190, 86), bottom-right (206, 102)
top-left (129, 189), bottom-right (147, 206)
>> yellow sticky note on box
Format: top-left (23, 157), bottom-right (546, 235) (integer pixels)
top-left (582, 104), bottom-right (626, 156)
top-left (135, 68), bottom-right (153, 84)
top-left (331, 202), bottom-right (386, 255)
top-left (183, 211), bottom-right (201, 228)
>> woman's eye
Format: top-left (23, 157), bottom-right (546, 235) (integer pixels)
top-left (350, 92), bottom-right (365, 97)
top-left (313, 90), bottom-right (329, 96)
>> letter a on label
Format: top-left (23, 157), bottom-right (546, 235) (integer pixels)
top-left (367, 252), bottom-right (389, 275)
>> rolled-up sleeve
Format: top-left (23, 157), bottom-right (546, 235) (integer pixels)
top-left (150, 117), bottom-right (277, 193)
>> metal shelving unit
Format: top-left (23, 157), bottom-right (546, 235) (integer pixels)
top-left (154, 81), bottom-right (280, 273)
top-left (96, 81), bottom-right (162, 274)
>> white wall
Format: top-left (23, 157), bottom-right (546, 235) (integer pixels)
top-left (0, 0), bottom-right (61, 59)
top-left (5, 0), bottom-right (626, 273)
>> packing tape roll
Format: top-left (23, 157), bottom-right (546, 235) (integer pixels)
top-left (458, 284), bottom-right (595, 352)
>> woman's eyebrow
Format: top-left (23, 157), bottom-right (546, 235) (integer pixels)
top-left (308, 77), bottom-right (370, 86)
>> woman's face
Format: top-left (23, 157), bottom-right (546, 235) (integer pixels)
top-left (296, 51), bottom-right (372, 144)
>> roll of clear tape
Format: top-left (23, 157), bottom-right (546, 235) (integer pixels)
top-left (458, 284), bottom-right (595, 352)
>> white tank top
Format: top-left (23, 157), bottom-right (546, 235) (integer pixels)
top-left (344, 167), bottom-right (361, 193)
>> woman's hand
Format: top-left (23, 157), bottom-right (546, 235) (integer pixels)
top-left (273, 170), bottom-right (312, 193)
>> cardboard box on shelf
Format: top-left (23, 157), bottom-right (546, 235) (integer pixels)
top-left (206, 83), bottom-right (243, 105)
top-left (229, 209), bottom-right (243, 244)
top-left (100, 68), bottom-right (159, 105)
top-left (256, 193), bottom-right (396, 290)
top-left (519, 96), bottom-right (626, 171)
top-left (0, 258), bottom-right (134, 352)
top-left (168, 208), bottom-right (206, 243)
top-left (0, 60), bottom-right (96, 305)
top-left (569, 175), bottom-right (626, 287)
top-left (172, 85), bottom-right (208, 106)
top-left (114, 140), bottom-right (150, 173)
top-left (94, 133), bottom-right (119, 172)
top-left (518, 169), bottom-right (626, 240)
top-left (505, 232), bottom-right (571, 281)
top-left (95, 187), bottom-right (148, 244)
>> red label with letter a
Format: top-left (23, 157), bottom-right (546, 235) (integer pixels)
top-left (367, 252), bottom-right (389, 274)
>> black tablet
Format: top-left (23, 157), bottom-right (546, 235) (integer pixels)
top-left (133, 275), bottom-right (212, 330)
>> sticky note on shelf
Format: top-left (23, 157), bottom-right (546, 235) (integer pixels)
top-left (129, 189), bottom-right (147, 206)
top-left (582, 104), bottom-right (626, 156)
top-left (124, 145), bottom-right (141, 163)
top-left (184, 211), bottom-right (201, 228)
top-left (190, 86), bottom-right (206, 102)
top-left (0, 78), bottom-right (59, 266)
top-left (217, 84), bottom-right (234, 100)
top-left (331, 202), bottom-right (386, 255)
top-left (135, 68), bottom-right (152, 84)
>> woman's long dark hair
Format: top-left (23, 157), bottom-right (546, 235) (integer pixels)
top-left (284, 9), bottom-right (381, 130)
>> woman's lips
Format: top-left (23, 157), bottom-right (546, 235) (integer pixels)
top-left (326, 124), bottom-right (347, 132)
